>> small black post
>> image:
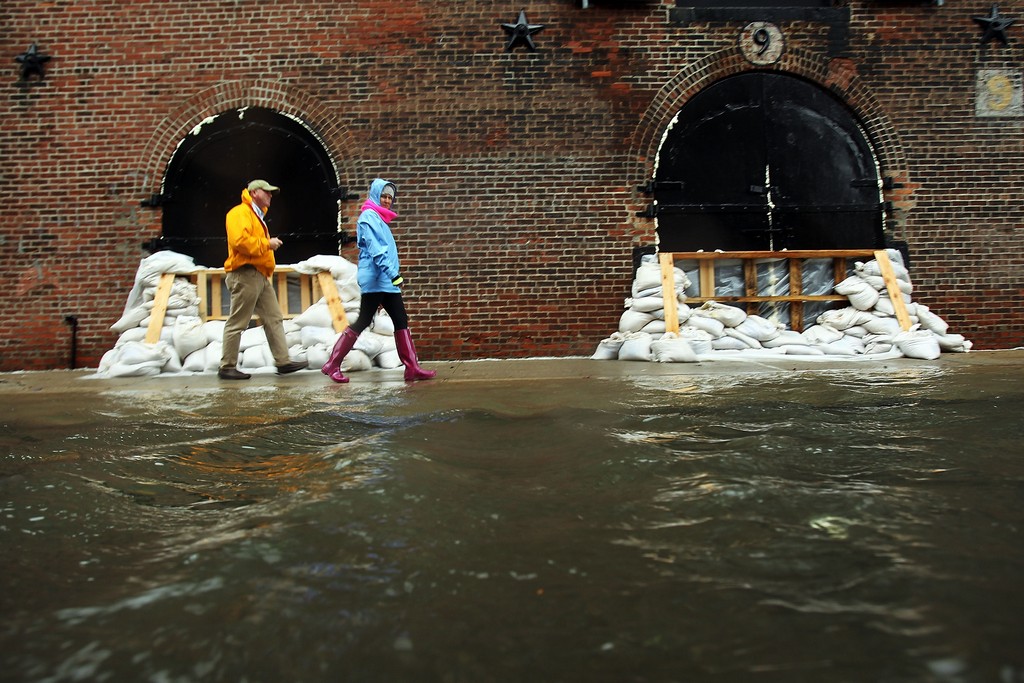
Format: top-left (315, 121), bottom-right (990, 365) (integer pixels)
top-left (63, 315), bottom-right (79, 369)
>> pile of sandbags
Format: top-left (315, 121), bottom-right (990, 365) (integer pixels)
top-left (94, 251), bottom-right (401, 378)
top-left (593, 251), bottom-right (971, 363)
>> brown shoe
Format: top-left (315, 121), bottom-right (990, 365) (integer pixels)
top-left (218, 367), bottom-right (251, 380)
top-left (276, 361), bottom-right (307, 375)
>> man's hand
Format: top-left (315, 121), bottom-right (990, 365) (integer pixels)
top-left (269, 237), bottom-right (283, 251)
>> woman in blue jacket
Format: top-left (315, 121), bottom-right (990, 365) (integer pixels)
top-left (321, 178), bottom-right (436, 383)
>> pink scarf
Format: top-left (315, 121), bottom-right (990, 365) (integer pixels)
top-left (362, 200), bottom-right (397, 224)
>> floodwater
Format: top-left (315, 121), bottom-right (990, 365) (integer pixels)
top-left (2, 357), bottom-right (1023, 682)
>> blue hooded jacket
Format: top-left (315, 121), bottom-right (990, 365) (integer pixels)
top-left (356, 178), bottom-right (401, 294)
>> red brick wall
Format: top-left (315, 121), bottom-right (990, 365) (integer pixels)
top-left (2, 1), bottom-right (1022, 370)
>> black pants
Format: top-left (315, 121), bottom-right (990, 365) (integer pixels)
top-left (350, 292), bottom-right (409, 334)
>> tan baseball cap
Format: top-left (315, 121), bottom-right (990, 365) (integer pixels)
top-left (247, 179), bottom-right (280, 193)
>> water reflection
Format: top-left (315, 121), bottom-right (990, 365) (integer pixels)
top-left (2, 364), bottom-right (1023, 681)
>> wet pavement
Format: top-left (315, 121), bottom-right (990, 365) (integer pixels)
top-left (2, 349), bottom-right (1022, 398)
top-left (4, 349), bottom-right (1024, 682)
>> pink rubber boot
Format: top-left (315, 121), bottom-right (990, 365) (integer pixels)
top-left (321, 328), bottom-right (359, 383)
top-left (395, 328), bottom-right (436, 381)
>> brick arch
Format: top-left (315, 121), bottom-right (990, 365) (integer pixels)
top-left (138, 80), bottom-right (363, 201)
top-left (627, 48), bottom-right (914, 232)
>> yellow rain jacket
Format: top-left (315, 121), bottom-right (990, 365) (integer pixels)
top-left (224, 188), bottom-right (276, 278)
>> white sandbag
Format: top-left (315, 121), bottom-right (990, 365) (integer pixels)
top-left (632, 262), bottom-right (663, 295)
top-left (676, 302), bottom-right (693, 324)
top-left (651, 334), bottom-right (698, 363)
top-left (631, 260), bottom-right (689, 298)
top-left (762, 330), bottom-right (810, 348)
top-left (835, 275), bottom-right (880, 311)
top-left (834, 274), bottom-right (867, 295)
top-left (293, 301), bottom-right (334, 329)
top-left (355, 331), bottom-right (389, 359)
top-left (874, 295), bottom-right (912, 317)
top-left (287, 255), bottom-right (358, 281)
top-left (894, 328), bottom-right (941, 360)
top-left (306, 344), bottom-right (329, 369)
top-left (110, 306), bottom-right (149, 333)
top-left (106, 361), bottom-right (162, 378)
top-left (202, 320), bottom-right (225, 344)
top-left (699, 301), bottom-right (746, 328)
top-left (172, 315), bottom-right (207, 360)
top-left (618, 332), bottom-right (653, 361)
top-left (140, 278), bottom-right (199, 312)
top-left (371, 310), bottom-right (395, 335)
top-left (640, 319), bottom-right (667, 335)
top-left (863, 340), bottom-right (896, 354)
top-left (817, 307), bottom-right (874, 330)
top-left (160, 305), bottom-right (201, 319)
top-left (781, 345), bottom-right (825, 356)
top-left (204, 341), bottom-right (222, 372)
top-left (239, 326), bottom-right (267, 351)
top-left (115, 251), bottom-right (202, 328)
top-left (677, 326), bottom-right (714, 355)
top-left (300, 325), bottom-right (336, 348)
top-left (286, 345), bottom-right (309, 366)
top-left (935, 333), bottom-right (972, 353)
top-left (241, 343), bottom-right (275, 370)
top-left (632, 285), bottom-right (662, 299)
top-left (336, 274), bottom-right (361, 305)
top-left (116, 327), bottom-right (148, 346)
top-left (628, 296), bottom-right (665, 313)
top-left (723, 327), bottom-right (762, 349)
top-left (375, 349), bottom-right (403, 369)
top-left (734, 314), bottom-right (782, 341)
top-left (97, 348), bottom-right (118, 374)
top-left (592, 333), bottom-right (626, 360)
top-left (182, 347), bottom-right (207, 372)
top-left (143, 323), bottom-right (174, 345)
top-left (862, 316), bottom-right (903, 336)
top-left (673, 267), bottom-right (691, 291)
top-left (856, 258), bottom-right (910, 282)
top-left (712, 335), bottom-right (750, 351)
top-left (685, 313), bottom-right (726, 338)
top-left (843, 325), bottom-right (868, 338)
top-left (103, 341), bottom-right (172, 378)
top-left (619, 309), bottom-right (655, 334)
top-left (862, 274), bottom-right (913, 296)
top-left (915, 304), bottom-right (950, 335)
top-left (341, 349), bottom-right (373, 372)
top-left (802, 324), bottom-right (844, 344)
top-left (171, 279), bottom-right (200, 303)
top-left (861, 274), bottom-right (885, 291)
top-left (815, 337), bottom-right (862, 356)
top-left (163, 347), bottom-right (183, 374)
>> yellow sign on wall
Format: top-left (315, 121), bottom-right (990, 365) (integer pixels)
top-left (976, 69), bottom-right (1023, 117)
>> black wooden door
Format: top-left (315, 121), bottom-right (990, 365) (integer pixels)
top-left (653, 73), bottom-right (883, 251)
top-left (159, 107), bottom-right (341, 268)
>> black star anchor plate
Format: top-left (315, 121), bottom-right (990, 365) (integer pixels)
top-left (502, 9), bottom-right (545, 52)
top-left (15, 43), bottom-right (51, 81)
top-left (974, 4), bottom-right (1015, 45)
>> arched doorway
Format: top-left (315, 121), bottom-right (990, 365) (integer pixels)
top-left (156, 107), bottom-right (343, 268)
top-left (652, 72), bottom-right (884, 252)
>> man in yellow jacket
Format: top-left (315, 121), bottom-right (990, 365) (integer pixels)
top-left (218, 179), bottom-right (306, 379)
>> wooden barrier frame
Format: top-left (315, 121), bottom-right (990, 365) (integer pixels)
top-left (658, 249), bottom-right (912, 333)
top-left (144, 267), bottom-right (349, 343)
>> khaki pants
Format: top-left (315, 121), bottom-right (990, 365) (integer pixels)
top-left (220, 265), bottom-right (289, 369)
